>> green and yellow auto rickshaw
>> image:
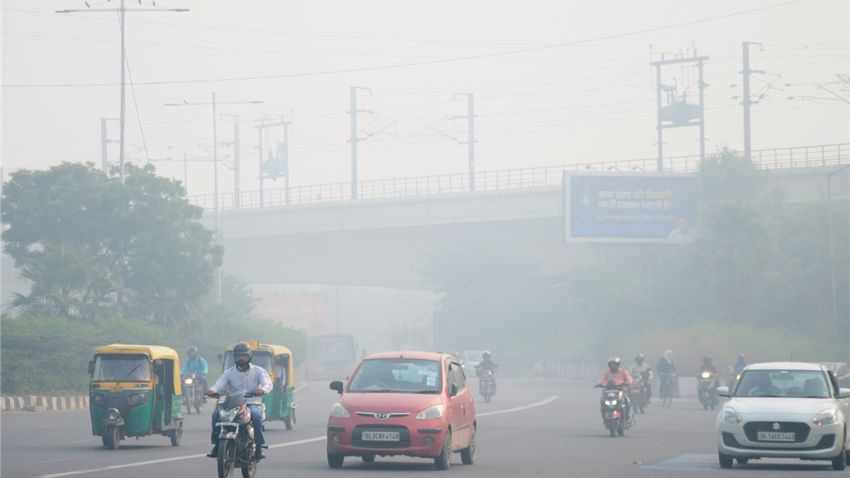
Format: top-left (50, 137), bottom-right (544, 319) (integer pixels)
top-left (219, 341), bottom-right (296, 429)
top-left (262, 343), bottom-right (296, 430)
top-left (88, 344), bottom-right (183, 449)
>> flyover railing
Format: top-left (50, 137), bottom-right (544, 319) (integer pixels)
top-left (189, 143), bottom-right (849, 211)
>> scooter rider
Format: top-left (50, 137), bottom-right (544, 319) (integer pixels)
top-left (475, 352), bottom-right (498, 376)
top-left (597, 357), bottom-right (633, 421)
top-left (698, 355), bottom-right (720, 386)
top-left (181, 346), bottom-right (209, 391)
top-left (631, 353), bottom-right (653, 399)
top-left (206, 343), bottom-right (272, 460)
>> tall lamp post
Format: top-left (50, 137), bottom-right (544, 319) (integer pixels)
top-left (826, 164), bottom-right (850, 361)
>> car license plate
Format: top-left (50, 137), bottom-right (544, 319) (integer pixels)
top-left (362, 431), bottom-right (400, 441)
top-left (757, 431), bottom-right (795, 442)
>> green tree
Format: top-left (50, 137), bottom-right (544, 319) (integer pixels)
top-left (2, 162), bottom-right (222, 327)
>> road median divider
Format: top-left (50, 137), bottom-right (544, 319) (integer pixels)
top-left (2, 395), bottom-right (89, 412)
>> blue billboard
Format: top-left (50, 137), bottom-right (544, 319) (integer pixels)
top-left (563, 172), bottom-right (699, 243)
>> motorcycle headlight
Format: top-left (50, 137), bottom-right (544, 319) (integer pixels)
top-left (812, 409), bottom-right (839, 427)
top-left (720, 408), bottom-right (741, 425)
top-left (604, 399), bottom-right (618, 407)
top-left (416, 404), bottom-right (445, 420)
top-left (183, 378), bottom-right (193, 385)
top-left (219, 408), bottom-right (239, 422)
top-left (701, 372), bottom-right (711, 379)
top-left (329, 402), bottom-right (351, 418)
top-left (91, 393), bottom-right (105, 406)
top-left (127, 392), bottom-right (147, 405)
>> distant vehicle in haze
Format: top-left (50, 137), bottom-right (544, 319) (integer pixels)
top-left (460, 350), bottom-right (488, 378)
top-left (302, 334), bottom-right (357, 381)
top-left (716, 362), bottom-right (850, 471)
top-left (326, 351), bottom-right (477, 470)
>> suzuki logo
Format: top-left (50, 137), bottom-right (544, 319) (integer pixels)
top-left (375, 413), bottom-right (391, 420)
top-left (772, 422), bottom-right (781, 430)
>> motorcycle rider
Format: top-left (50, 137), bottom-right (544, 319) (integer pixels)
top-left (656, 349), bottom-right (678, 397)
top-left (732, 354), bottom-right (748, 375)
top-left (475, 352), bottom-right (498, 376)
top-left (631, 353), bottom-right (653, 401)
top-left (181, 346), bottom-right (209, 392)
top-left (597, 357), bottom-right (633, 422)
top-left (206, 343), bottom-right (272, 460)
top-left (698, 355), bottom-right (719, 384)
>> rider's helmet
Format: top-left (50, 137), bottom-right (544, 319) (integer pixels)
top-left (482, 351), bottom-right (491, 361)
top-left (233, 343), bottom-right (252, 370)
top-left (736, 353), bottom-right (746, 363)
top-left (607, 356), bottom-right (621, 373)
top-left (635, 353), bottom-right (645, 365)
top-left (663, 349), bottom-right (674, 362)
top-left (702, 355), bottom-right (713, 366)
top-left (188, 346), bottom-right (199, 359)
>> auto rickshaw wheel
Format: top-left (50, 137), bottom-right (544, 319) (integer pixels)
top-left (169, 422), bottom-right (183, 446)
top-left (102, 425), bottom-right (120, 449)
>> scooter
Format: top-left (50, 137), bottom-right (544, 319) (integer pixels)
top-left (596, 381), bottom-right (632, 437)
top-left (478, 369), bottom-right (496, 403)
top-left (630, 370), bottom-right (652, 414)
top-left (698, 371), bottom-right (719, 410)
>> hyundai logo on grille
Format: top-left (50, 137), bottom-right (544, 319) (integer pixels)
top-left (376, 413), bottom-right (391, 420)
top-left (772, 422), bottom-right (781, 430)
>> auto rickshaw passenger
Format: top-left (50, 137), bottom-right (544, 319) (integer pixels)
top-left (206, 343), bottom-right (272, 460)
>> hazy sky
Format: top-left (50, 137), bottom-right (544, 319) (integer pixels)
top-left (2, 0), bottom-right (848, 197)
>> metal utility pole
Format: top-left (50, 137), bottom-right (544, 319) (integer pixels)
top-left (101, 118), bottom-right (109, 173)
top-left (826, 164), bottom-right (850, 360)
top-left (742, 42), bottom-right (762, 162)
top-left (165, 94), bottom-right (262, 226)
top-left (256, 118), bottom-right (290, 206)
top-left (57, 2), bottom-right (189, 183)
top-left (650, 52), bottom-right (709, 171)
top-left (349, 86), bottom-right (371, 199)
top-left (453, 93), bottom-right (477, 191)
top-left (282, 121), bottom-right (290, 203)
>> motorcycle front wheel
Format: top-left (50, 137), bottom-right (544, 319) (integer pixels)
top-left (217, 439), bottom-right (235, 478)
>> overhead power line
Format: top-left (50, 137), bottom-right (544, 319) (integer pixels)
top-left (3, 0), bottom-right (810, 88)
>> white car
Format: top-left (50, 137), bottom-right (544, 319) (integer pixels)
top-left (716, 362), bottom-right (850, 470)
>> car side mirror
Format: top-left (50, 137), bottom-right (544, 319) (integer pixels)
top-left (330, 380), bottom-right (344, 395)
top-left (716, 386), bottom-right (730, 397)
top-left (88, 360), bottom-right (95, 376)
top-left (838, 388), bottom-right (850, 399)
top-left (449, 383), bottom-right (458, 397)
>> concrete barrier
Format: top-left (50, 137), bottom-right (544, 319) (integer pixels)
top-left (1, 395), bottom-right (88, 412)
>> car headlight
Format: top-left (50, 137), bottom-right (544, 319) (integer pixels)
top-left (183, 377), bottom-right (193, 385)
top-left (416, 404), bottom-right (445, 420)
top-left (721, 408), bottom-right (741, 425)
top-left (127, 392), bottom-right (147, 405)
top-left (812, 409), bottom-right (839, 427)
top-left (329, 402), bottom-right (351, 418)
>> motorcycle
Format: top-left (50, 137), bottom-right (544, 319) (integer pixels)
top-left (209, 391), bottom-right (264, 478)
top-left (630, 370), bottom-right (652, 414)
top-left (726, 366), bottom-right (742, 391)
top-left (181, 373), bottom-right (206, 414)
top-left (597, 381), bottom-right (632, 437)
top-left (698, 371), bottom-right (719, 410)
top-left (478, 369), bottom-right (496, 403)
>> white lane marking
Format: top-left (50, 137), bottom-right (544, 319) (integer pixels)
top-left (39, 436), bottom-right (326, 478)
top-left (41, 394), bottom-right (557, 477)
top-left (477, 395), bottom-right (559, 417)
top-left (294, 383), bottom-right (308, 393)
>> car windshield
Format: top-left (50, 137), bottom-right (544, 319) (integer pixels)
top-left (93, 354), bottom-right (151, 382)
top-left (348, 358), bottom-right (442, 393)
top-left (734, 370), bottom-right (830, 398)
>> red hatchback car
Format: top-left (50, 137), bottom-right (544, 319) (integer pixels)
top-left (326, 351), bottom-right (477, 470)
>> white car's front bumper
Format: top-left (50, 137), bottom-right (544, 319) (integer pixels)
top-left (718, 420), bottom-right (845, 459)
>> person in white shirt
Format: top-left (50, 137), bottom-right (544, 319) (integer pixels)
top-left (206, 343), bottom-right (272, 459)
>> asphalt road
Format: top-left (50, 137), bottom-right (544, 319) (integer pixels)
top-left (1, 378), bottom-right (843, 477)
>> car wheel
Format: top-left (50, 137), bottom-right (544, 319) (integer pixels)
top-left (461, 428), bottom-right (476, 465)
top-left (833, 451), bottom-right (847, 471)
top-left (327, 452), bottom-right (344, 469)
top-left (361, 454), bottom-right (375, 463)
top-left (434, 431), bottom-right (452, 470)
top-left (735, 457), bottom-right (748, 465)
top-left (718, 452), bottom-right (733, 469)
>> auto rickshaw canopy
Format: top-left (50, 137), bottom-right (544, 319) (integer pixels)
top-left (93, 344), bottom-right (182, 392)
top-left (262, 343), bottom-right (295, 387)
